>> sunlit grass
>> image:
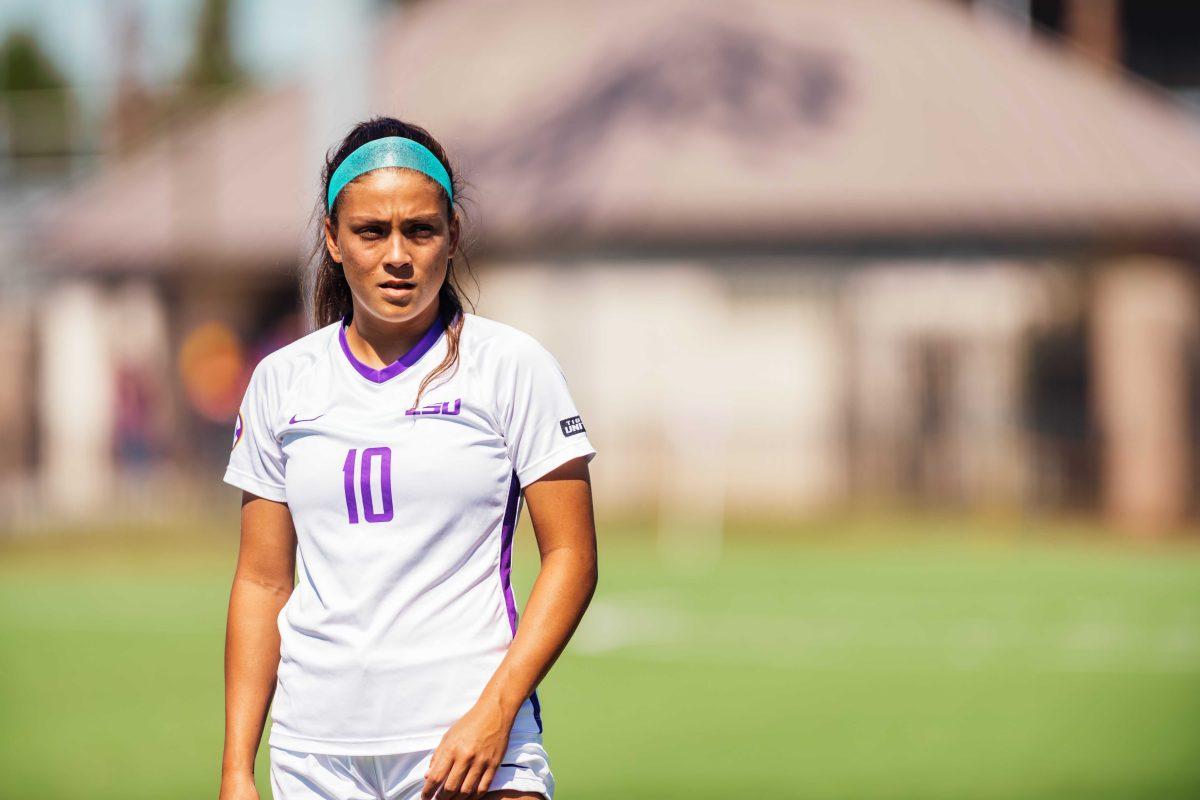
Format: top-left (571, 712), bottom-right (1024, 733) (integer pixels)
top-left (1, 515), bottom-right (1198, 799)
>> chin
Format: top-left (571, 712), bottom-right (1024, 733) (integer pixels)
top-left (369, 294), bottom-right (430, 321)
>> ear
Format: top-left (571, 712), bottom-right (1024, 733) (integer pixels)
top-left (448, 211), bottom-right (461, 255)
top-left (324, 216), bottom-right (343, 264)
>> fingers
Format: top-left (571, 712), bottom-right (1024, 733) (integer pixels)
top-left (460, 757), bottom-right (493, 798)
top-left (422, 748), bottom-right (448, 800)
top-left (441, 752), bottom-right (474, 799)
top-left (424, 752), bottom-right (500, 800)
top-left (471, 763), bottom-right (498, 797)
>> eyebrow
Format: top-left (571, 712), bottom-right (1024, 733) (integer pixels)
top-left (347, 213), bottom-right (442, 225)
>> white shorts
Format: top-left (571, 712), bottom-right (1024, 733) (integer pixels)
top-left (269, 732), bottom-right (555, 800)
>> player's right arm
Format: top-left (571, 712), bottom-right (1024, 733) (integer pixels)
top-left (219, 491), bottom-right (297, 800)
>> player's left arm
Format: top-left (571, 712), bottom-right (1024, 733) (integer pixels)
top-left (422, 455), bottom-right (597, 800)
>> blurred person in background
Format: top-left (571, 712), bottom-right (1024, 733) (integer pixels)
top-left (218, 118), bottom-right (598, 800)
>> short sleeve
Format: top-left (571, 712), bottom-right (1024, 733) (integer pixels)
top-left (499, 336), bottom-right (597, 488)
top-left (223, 360), bottom-right (288, 502)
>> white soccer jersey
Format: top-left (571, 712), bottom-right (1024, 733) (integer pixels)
top-left (223, 311), bottom-right (596, 755)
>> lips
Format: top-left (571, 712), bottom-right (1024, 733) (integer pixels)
top-left (379, 280), bottom-right (416, 290)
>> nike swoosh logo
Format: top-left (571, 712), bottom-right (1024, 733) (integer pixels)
top-left (289, 413), bottom-right (326, 424)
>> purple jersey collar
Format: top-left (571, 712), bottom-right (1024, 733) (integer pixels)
top-left (338, 311), bottom-right (448, 384)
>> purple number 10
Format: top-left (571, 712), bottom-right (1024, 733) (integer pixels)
top-left (342, 447), bottom-right (393, 524)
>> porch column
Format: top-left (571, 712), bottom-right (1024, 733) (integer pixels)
top-left (38, 281), bottom-right (115, 518)
top-left (1091, 257), bottom-right (1195, 534)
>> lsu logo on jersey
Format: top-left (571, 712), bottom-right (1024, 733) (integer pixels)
top-left (405, 398), bottom-right (462, 416)
top-left (231, 411), bottom-right (244, 450)
top-left (559, 415), bottom-right (585, 437)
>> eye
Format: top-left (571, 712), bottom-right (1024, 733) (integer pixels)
top-left (357, 225), bottom-right (384, 239)
top-left (409, 225), bottom-right (435, 237)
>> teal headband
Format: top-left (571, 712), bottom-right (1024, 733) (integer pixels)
top-left (326, 136), bottom-right (453, 212)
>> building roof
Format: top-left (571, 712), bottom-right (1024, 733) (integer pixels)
top-left (35, 0), bottom-right (1200, 271)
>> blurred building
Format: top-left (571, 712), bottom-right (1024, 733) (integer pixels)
top-left (962, 1), bottom-right (1200, 109)
top-left (8, 0), bottom-right (1200, 534)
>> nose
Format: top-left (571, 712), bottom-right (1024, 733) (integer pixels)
top-left (384, 230), bottom-right (412, 269)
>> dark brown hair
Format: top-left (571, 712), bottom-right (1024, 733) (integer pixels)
top-left (308, 116), bottom-right (475, 406)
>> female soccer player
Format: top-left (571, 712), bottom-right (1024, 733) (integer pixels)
top-left (218, 117), bottom-right (598, 800)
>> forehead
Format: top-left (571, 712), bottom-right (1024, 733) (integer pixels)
top-left (337, 167), bottom-right (446, 216)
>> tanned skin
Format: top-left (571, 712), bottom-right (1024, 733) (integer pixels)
top-left (219, 167), bottom-right (598, 800)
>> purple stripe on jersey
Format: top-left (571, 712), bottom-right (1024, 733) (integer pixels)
top-left (498, 470), bottom-right (544, 733)
top-left (531, 689), bottom-right (543, 733)
top-left (499, 470), bottom-right (522, 635)
top-left (337, 311), bottom-right (448, 383)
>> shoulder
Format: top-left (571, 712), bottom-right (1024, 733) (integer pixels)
top-left (249, 320), bottom-right (339, 391)
top-left (459, 312), bottom-right (558, 367)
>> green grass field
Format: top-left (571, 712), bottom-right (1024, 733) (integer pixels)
top-left (1, 515), bottom-right (1198, 799)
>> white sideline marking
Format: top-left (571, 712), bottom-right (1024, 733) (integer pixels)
top-left (572, 595), bottom-right (1200, 676)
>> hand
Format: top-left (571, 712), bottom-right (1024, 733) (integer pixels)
top-left (421, 701), bottom-right (513, 799)
top-left (218, 770), bottom-right (260, 800)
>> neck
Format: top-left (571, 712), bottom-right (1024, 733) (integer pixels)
top-left (345, 298), bottom-right (441, 368)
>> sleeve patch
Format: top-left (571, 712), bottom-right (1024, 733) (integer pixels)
top-left (559, 415), bottom-right (586, 437)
